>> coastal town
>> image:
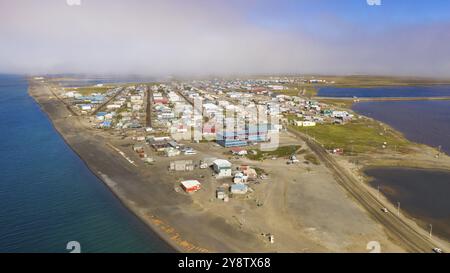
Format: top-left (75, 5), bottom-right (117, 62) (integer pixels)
top-left (28, 75), bottom-right (450, 254)
top-left (57, 77), bottom-right (359, 205)
top-left (4, 0), bottom-right (450, 262)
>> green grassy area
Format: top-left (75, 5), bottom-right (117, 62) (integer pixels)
top-left (273, 88), bottom-right (301, 97)
top-left (292, 119), bottom-right (412, 155)
top-left (317, 99), bottom-right (355, 108)
top-left (311, 75), bottom-right (450, 88)
top-left (304, 153), bottom-right (320, 165)
top-left (65, 86), bottom-right (114, 95)
top-left (247, 145), bottom-right (301, 161)
top-left (303, 87), bottom-right (318, 97)
top-left (273, 84), bottom-right (317, 98)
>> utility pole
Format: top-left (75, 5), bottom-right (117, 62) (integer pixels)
top-left (429, 224), bottom-right (433, 238)
top-left (377, 185), bottom-right (380, 199)
top-left (397, 202), bottom-right (401, 216)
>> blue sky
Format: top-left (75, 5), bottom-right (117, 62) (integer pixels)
top-left (246, 0), bottom-right (450, 25)
top-left (244, 0), bottom-right (450, 33)
top-left (1, 0), bottom-right (450, 77)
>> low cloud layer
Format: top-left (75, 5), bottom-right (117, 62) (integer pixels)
top-left (1, 0), bottom-right (450, 77)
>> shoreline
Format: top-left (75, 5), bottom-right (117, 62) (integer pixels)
top-left (29, 79), bottom-right (293, 253)
top-left (49, 126), bottom-right (179, 253)
top-left (28, 82), bottom-right (183, 253)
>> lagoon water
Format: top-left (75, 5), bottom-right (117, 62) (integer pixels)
top-left (318, 85), bottom-right (450, 154)
top-left (0, 75), bottom-right (172, 253)
top-left (353, 100), bottom-right (450, 155)
top-left (318, 85), bottom-right (450, 98)
top-left (319, 85), bottom-right (450, 242)
top-left (366, 168), bottom-right (450, 242)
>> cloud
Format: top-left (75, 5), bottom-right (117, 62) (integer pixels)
top-left (1, 0), bottom-right (450, 78)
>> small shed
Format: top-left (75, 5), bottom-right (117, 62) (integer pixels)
top-left (170, 160), bottom-right (194, 171)
top-left (216, 187), bottom-right (227, 200)
top-left (165, 147), bottom-right (180, 157)
top-left (180, 180), bottom-right (201, 193)
top-left (230, 147), bottom-right (248, 156)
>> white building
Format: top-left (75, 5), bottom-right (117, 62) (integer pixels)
top-left (212, 159), bottom-right (232, 177)
top-left (81, 105), bottom-right (92, 111)
top-left (302, 121), bottom-right (316, 127)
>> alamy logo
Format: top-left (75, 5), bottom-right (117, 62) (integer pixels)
top-left (366, 241), bottom-right (381, 253)
top-left (66, 241), bottom-right (81, 253)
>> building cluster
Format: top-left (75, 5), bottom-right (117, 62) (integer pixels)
top-left (61, 77), bottom-right (356, 204)
top-left (63, 85), bottom-right (120, 114)
top-left (63, 84), bottom-right (149, 129)
top-left (101, 85), bottom-right (147, 129)
top-left (64, 77), bottom-right (353, 151)
top-left (270, 95), bottom-right (354, 126)
top-left (174, 157), bottom-right (263, 203)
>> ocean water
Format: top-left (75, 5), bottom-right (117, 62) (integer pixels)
top-left (0, 75), bottom-right (173, 253)
top-left (318, 85), bottom-right (450, 98)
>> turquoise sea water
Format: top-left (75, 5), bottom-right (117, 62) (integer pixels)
top-left (0, 75), bottom-right (173, 253)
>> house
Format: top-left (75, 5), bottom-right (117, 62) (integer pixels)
top-left (202, 124), bottom-right (216, 135)
top-left (292, 120), bottom-right (316, 127)
top-left (180, 180), bottom-right (201, 193)
top-left (292, 120), bottom-right (303, 127)
top-left (165, 147), bottom-right (180, 157)
top-left (99, 121), bottom-right (111, 128)
top-left (213, 159), bottom-right (232, 177)
top-left (106, 104), bottom-right (121, 110)
top-left (132, 104), bottom-right (142, 111)
top-left (154, 98), bottom-right (169, 104)
top-left (302, 121), bottom-right (316, 127)
top-left (133, 144), bottom-right (145, 153)
top-left (151, 142), bottom-right (169, 151)
top-left (230, 147), bottom-right (248, 156)
top-left (96, 112), bottom-right (107, 121)
top-left (233, 172), bottom-right (248, 184)
top-left (230, 184), bottom-right (248, 195)
top-left (80, 104), bottom-right (92, 111)
top-left (168, 141), bottom-right (180, 149)
top-left (170, 160), bottom-right (194, 171)
top-left (240, 165), bottom-right (258, 180)
top-left (201, 157), bottom-right (218, 167)
top-left (216, 187), bottom-right (227, 200)
top-left (269, 85), bottom-right (285, 90)
top-left (332, 148), bottom-right (344, 155)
